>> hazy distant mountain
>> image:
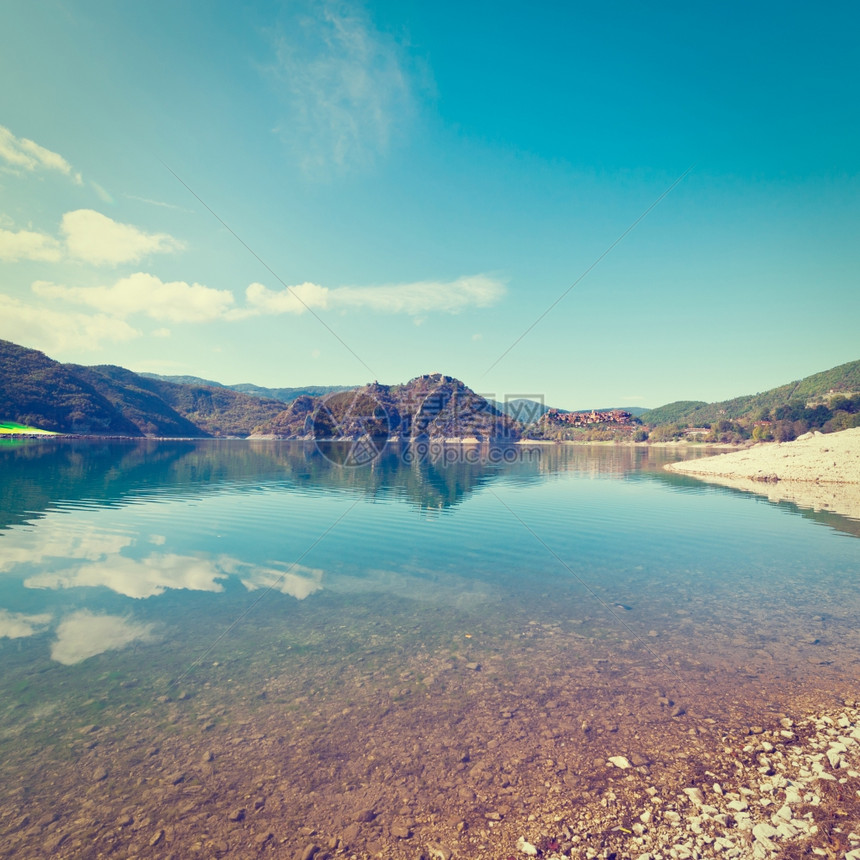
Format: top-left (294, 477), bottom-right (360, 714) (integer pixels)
top-left (231, 382), bottom-right (349, 401)
top-left (487, 398), bottom-right (554, 423)
top-left (489, 399), bottom-right (648, 424)
top-left (138, 373), bottom-right (225, 389)
top-left (141, 373), bottom-right (348, 404)
top-left (589, 406), bottom-right (649, 417)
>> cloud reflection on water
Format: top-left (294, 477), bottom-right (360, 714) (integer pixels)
top-left (0, 609), bottom-right (52, 639)
top-left (236, 561), bottom-right (324, 600)
top-left (21, 552), bottom-right (327, 601)
top-left (24, 553), bottom-right (229, 599)
top-left (0, 515), bottom-right (328, 601)
top-left (0, 525), bottom-right (132, 572)
top-left (50, 610), bottom-right (157, 665)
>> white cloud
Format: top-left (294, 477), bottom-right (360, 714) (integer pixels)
top-left (242, 274), bottom-right (504, 316)
top-left (234, 280), bottom-right (330, 317)
top-left (333, 275), bottom-right (504, 314)
top-left (50, 611), bottom-right (156, 665)
top-left (61, 209), bottom-right (184, 265)
top-left (0, 525), bottom-right (132, 573)
top-left (31, 272), bottom-right (501, 329)
top-left (0, 609), bottom-right (52, 639)
top-left (25, 553), bottom-right (229, 599)
top-left (0, 209), bottom-right (183, 265)
top-left (0, 228), bottom-right (63, 262)
top-left (0, 293), bottom-right (140, 353)
top-left (270, 1), bottom-right (412, 172)
top-left (239, 562), bottom-right (324, 600)
top-left (33, 272), bottom-right (234, 323)
top-left (0, 125), bottom-right (82, 183)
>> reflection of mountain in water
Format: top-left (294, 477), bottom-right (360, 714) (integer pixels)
top-left (0, 439), bottom-right (539, 529)
top-left (8, 439), bottom-right (841, 536)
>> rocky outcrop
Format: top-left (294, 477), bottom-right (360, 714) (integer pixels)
top-left (253, 373), bottom-right (521, 441)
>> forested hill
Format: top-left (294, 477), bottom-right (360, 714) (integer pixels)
top-left (639, 358), bottom-right (860, 443)
top-left (0, 339), bottom-right (143, 436)
top-left (0, 339), bottom-right (284, 436)
top-left (642, 359), bottom-right (860, 427)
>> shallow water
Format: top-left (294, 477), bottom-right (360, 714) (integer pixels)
top-left (0, 439), bottom-right (858, 858)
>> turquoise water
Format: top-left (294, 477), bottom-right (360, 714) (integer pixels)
top-left (0, 439), bottom-right (858, 857)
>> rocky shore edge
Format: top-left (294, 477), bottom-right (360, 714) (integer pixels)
top-left (664, 427), bottom-right (860, 521)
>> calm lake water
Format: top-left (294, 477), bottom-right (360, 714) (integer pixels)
top-left (1, 439), bottom-right (858, 858)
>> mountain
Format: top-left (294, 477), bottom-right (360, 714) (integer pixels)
top-left (141, 373), bottom-right (348, 404)
top-left (0, 340), bottom-right (144, 435)
top-left (0, 339), bottom-right (284, 437)
top-left (254, 373), bottom-right (520, 441)
top-left (68, 365), bottom-right (205, 437)
top-left (488, 398), bottom-right (554, 424)
top-left (0, 341), bottom-right (517, 440)
top-left (138, 373), bottom-right (226, 388)
top-left (642, 359), bottom-right (860, 427)
top-left (135, 377), bottom-right (284, 437)
top-left (5, 335), bottom-right (856, 443)
top-left (588, 405), bottom-right (649, 417)
top-left (230, 382), bottom-right (349, 402)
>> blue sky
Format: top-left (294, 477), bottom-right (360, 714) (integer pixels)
top-left (1, 1), bottom-right (858, 410)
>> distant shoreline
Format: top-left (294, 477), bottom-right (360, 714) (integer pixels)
top-left (2, 432), bottom-right (750, 450)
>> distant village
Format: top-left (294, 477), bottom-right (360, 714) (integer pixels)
top-left (543, 408), bottom-right (633, 427)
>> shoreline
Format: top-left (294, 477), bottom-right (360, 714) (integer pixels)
top-left (665, 427), bottom-right (860, 521)
top-left (4, 431), bottom-right (743, 451)
top-left (516, 438), bottom-right (744, 449)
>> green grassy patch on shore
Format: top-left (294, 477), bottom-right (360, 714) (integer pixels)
top-left (0, 421), bottom-right (57, 435)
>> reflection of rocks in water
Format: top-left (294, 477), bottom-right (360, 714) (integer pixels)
top-left (0, 438), bottom-right (725, 533)
top-left (2, 592), bottom-right (860, 859)
top-left (1, 439), bottom-right (543, 524)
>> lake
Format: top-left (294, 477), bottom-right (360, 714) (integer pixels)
top-left (1, 439), bottom-right (858, 859)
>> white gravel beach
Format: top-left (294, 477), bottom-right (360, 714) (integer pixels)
top-left (665, 428), bottom-right (860, 521)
